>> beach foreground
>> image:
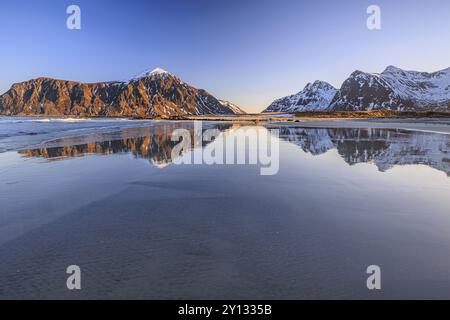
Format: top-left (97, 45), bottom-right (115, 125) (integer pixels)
top-left (1, 117), bottom-right (450, 299)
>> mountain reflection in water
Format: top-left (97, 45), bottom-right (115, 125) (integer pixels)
top-left (19, 122), bottom-right (234, 167)
top-left (19, 124), bottom-right (450, 176)
top-left (276, 127), bottom-right (450, 176)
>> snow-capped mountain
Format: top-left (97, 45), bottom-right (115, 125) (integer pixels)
top-left (264, 81), bottom-right (337, 112)
top-left (0, 67), bottom-right (242, 117)
top-left (264, 66), bottom-right (450, 112)
top-left (329, 66), bottom-right (450, 111)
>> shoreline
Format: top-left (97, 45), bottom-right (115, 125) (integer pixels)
top-left (2, 110), bottom-right (450, 120)
top-left (1, 116), bottom-right (450, 154)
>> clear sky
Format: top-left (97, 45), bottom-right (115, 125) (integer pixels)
top-left (0, 0), bottom-right (449, 112)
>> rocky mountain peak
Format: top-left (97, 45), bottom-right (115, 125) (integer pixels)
top-left (307, 80), bottom-right (336, 90)
top-left (382, 65), bottom-right (403, 74)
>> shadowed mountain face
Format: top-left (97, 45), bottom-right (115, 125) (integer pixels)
top-left (19, 123), bottom-right (450, 176)
top-left (0, 68), bottom-right (243, 117)
top-left (277, 127), bottom-right (450, 176)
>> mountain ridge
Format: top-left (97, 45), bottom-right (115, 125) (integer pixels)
top-left (2, 65), bottom-right (450, 116)
top-left (0, 68), bottom-right (245, 117)
top-left (264, 65), bottom-right (450, 113)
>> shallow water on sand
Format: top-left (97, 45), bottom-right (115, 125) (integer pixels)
top-left (1, 120), bottom-right (450, 299)
top-left (0, 116), bottom-right (159, 152)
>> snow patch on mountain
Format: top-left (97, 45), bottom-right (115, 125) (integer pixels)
top-left (218, 100), bottom-right (246, 114)
top-left (129, 67), bottom-right (172, 82)
top-left (381, 65), bottom-right (450, 107)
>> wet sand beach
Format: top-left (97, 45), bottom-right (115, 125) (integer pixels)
top-left (1, 118), bottom-right (450, 299)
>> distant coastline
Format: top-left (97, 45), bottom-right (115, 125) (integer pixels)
top-left (2, 110), bottom-right (450, 122)
top-left (150, 110), bottom-right (450, 122)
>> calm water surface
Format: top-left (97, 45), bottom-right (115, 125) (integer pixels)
top-left (1, 119), bottom-right (450, 299)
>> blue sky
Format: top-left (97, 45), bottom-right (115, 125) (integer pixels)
top-left (0, 0), bottom-right (449, 112)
